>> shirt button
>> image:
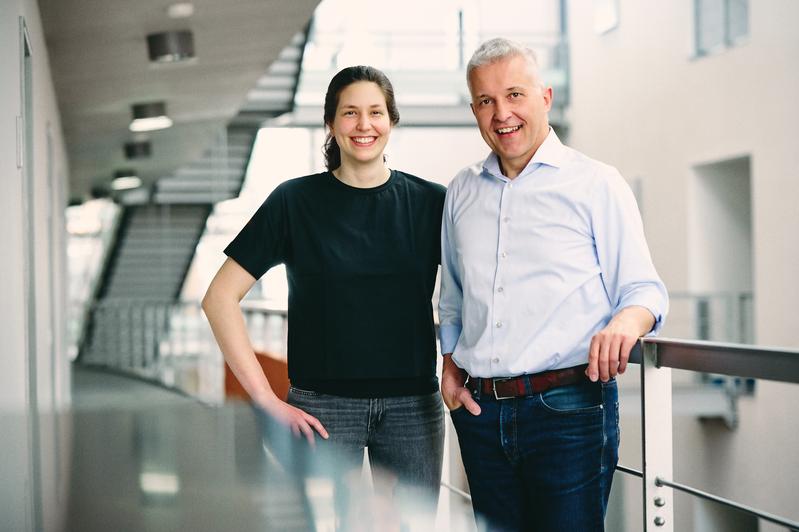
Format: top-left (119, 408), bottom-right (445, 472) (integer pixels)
top-left (508, 183), bottom-right (513, 189)
top-left (492, 357), bottom-right (500, 363)
top-left (501, 252), bottom-right (507, 258)
top-left (503, 217), bottom-right (510, 223)
top-left (497, 286), bottom-right (504, 293)
top-left (496, 321), bottom-right (502, 328)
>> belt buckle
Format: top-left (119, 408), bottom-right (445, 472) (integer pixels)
top-left (492, 377), bottom-right (514, 400)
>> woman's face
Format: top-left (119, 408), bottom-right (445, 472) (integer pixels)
top-left (329, 81), bottom-right (392, 168)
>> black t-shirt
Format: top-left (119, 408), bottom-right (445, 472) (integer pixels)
top-left (224, 170), bottom-right (446, 397)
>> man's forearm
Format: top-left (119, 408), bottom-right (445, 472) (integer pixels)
top-left (612, 305), bottom-right (656, 336)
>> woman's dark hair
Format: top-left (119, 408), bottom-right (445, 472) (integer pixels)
top-left (323, 65), bottom-right (400, 171)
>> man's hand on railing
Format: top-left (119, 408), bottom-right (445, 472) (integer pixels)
top-left (258, 395), bottom-right (329, 446)
top-left (441, 354), bottom-right (481, 416)
top-left (587, 305), bottom-right (656, 382)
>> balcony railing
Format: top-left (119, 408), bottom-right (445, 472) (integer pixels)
top-left (79, 299), bottom-right (287, 404)
top-left (78, 300), bottom-right (799, 530)
top-left (624, 338), bottom-right (799, 531)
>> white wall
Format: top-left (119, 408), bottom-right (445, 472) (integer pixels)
top-left (0, 0), bottom-right (71, 530)
top-left (567, 0), bottom-right (799, 530)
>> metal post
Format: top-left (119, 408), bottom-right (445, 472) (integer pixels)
top-left (641, 341), bottom-right (674, 531)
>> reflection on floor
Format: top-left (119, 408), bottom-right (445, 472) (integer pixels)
top-left (66, 366), bottom-right (474, 532)
top-left (69, 366), bottom-right (312, 531)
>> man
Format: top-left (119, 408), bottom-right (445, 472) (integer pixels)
top-left (439, 38), bottom-right (668, 532)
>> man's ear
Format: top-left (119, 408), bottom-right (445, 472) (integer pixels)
top-left (542, 86), bottom-right (553, 112)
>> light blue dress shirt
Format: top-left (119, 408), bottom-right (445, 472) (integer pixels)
top-left (439, 130), bottom-right (668, 378)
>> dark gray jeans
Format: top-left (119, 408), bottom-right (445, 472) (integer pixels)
top-left (287, 388), bottom-right (445, 489)
top-left (285, 388), bottom-right (445, 528)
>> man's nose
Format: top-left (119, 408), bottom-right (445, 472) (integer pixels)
top-left (494, 100), bottom-right (512, 122)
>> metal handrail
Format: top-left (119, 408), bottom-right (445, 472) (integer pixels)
top-left (78, 300), bottom-right (289, 403)
top-left (627, 337), bottom-right (799, 530)
top-left (654, 477), bottom-right (799, 530)
top-left (615, 465), bottom-right (799, 529)
top-left (629, 337), bottom-right (799, 384)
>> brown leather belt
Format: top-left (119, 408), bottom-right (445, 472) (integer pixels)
top-left (465, 364), bottom-right (589, 400)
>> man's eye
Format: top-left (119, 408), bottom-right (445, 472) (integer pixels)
top-left (510, 92), bottom-right (522, 98)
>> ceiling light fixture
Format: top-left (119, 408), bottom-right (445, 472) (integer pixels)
top-left (124, 140), bottom-right (151, 159)
top-left (147, 30), bottom-right (195, 63)
top-left (112, 170), bottom-right (142, 191)
top-left (129, 102), bottom-right (173, 132)
top-left (166, 2), bottom-right (195, 19)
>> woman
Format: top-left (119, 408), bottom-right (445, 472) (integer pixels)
top-left (202, 66), bottom-right (445, 511)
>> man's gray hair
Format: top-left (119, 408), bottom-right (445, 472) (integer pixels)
top-left (466, 38), bottom-right (542, 89)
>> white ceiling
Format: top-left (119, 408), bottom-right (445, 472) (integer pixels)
top-left (38, 0), bottom-right (320, 199)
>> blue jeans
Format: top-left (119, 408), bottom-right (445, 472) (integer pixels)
top-left (450, 379), bottom-right (619, 532)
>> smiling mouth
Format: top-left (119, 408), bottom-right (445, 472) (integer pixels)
top-left (495, 125), bottom-right (522, 135)
top-left (351, 136), bottom-right (377, 145)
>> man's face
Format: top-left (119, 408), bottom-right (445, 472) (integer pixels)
top-left (468, 54), bottom-right (552, 177)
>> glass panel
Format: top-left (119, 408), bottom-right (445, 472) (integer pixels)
top-left (696, 0), bottom-right (725, 54)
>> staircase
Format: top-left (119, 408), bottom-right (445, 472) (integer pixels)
top-left (80, 204), bottom-right (209, 367)
top-left (77, 29), bottom-right (310, 373)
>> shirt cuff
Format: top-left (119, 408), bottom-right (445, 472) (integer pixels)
top-left (439, 323), bottom-right (462, 355)
top-left (617, 294), bottom-right (668, 336)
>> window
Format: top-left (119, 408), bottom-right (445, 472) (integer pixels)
top-left (695, 0), bottom-right (749, 56)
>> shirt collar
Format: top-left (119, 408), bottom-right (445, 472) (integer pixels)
top-left (482, 128), bottom-right (566, 180)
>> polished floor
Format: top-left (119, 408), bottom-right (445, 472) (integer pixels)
top-left (68, 367), bottom-right (313, 531)
top-left (63, 366), bottom-right (472, 532)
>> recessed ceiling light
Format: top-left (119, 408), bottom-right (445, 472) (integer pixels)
top-left (147, 30), bottom-right (195, 63)
top-left (129, 102), bottom-right (173, 132)
top-left (112, 174), bottom-right (142, 191)
top-left (167, 3), bottom-right (194, 19)
top-left (130, 116), bottom-right (173, 132)
top-left (139, 472), bottom-right (180, 495)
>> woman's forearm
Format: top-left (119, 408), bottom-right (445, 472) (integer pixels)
top-left (202, 288), bottom-right (278, 407)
